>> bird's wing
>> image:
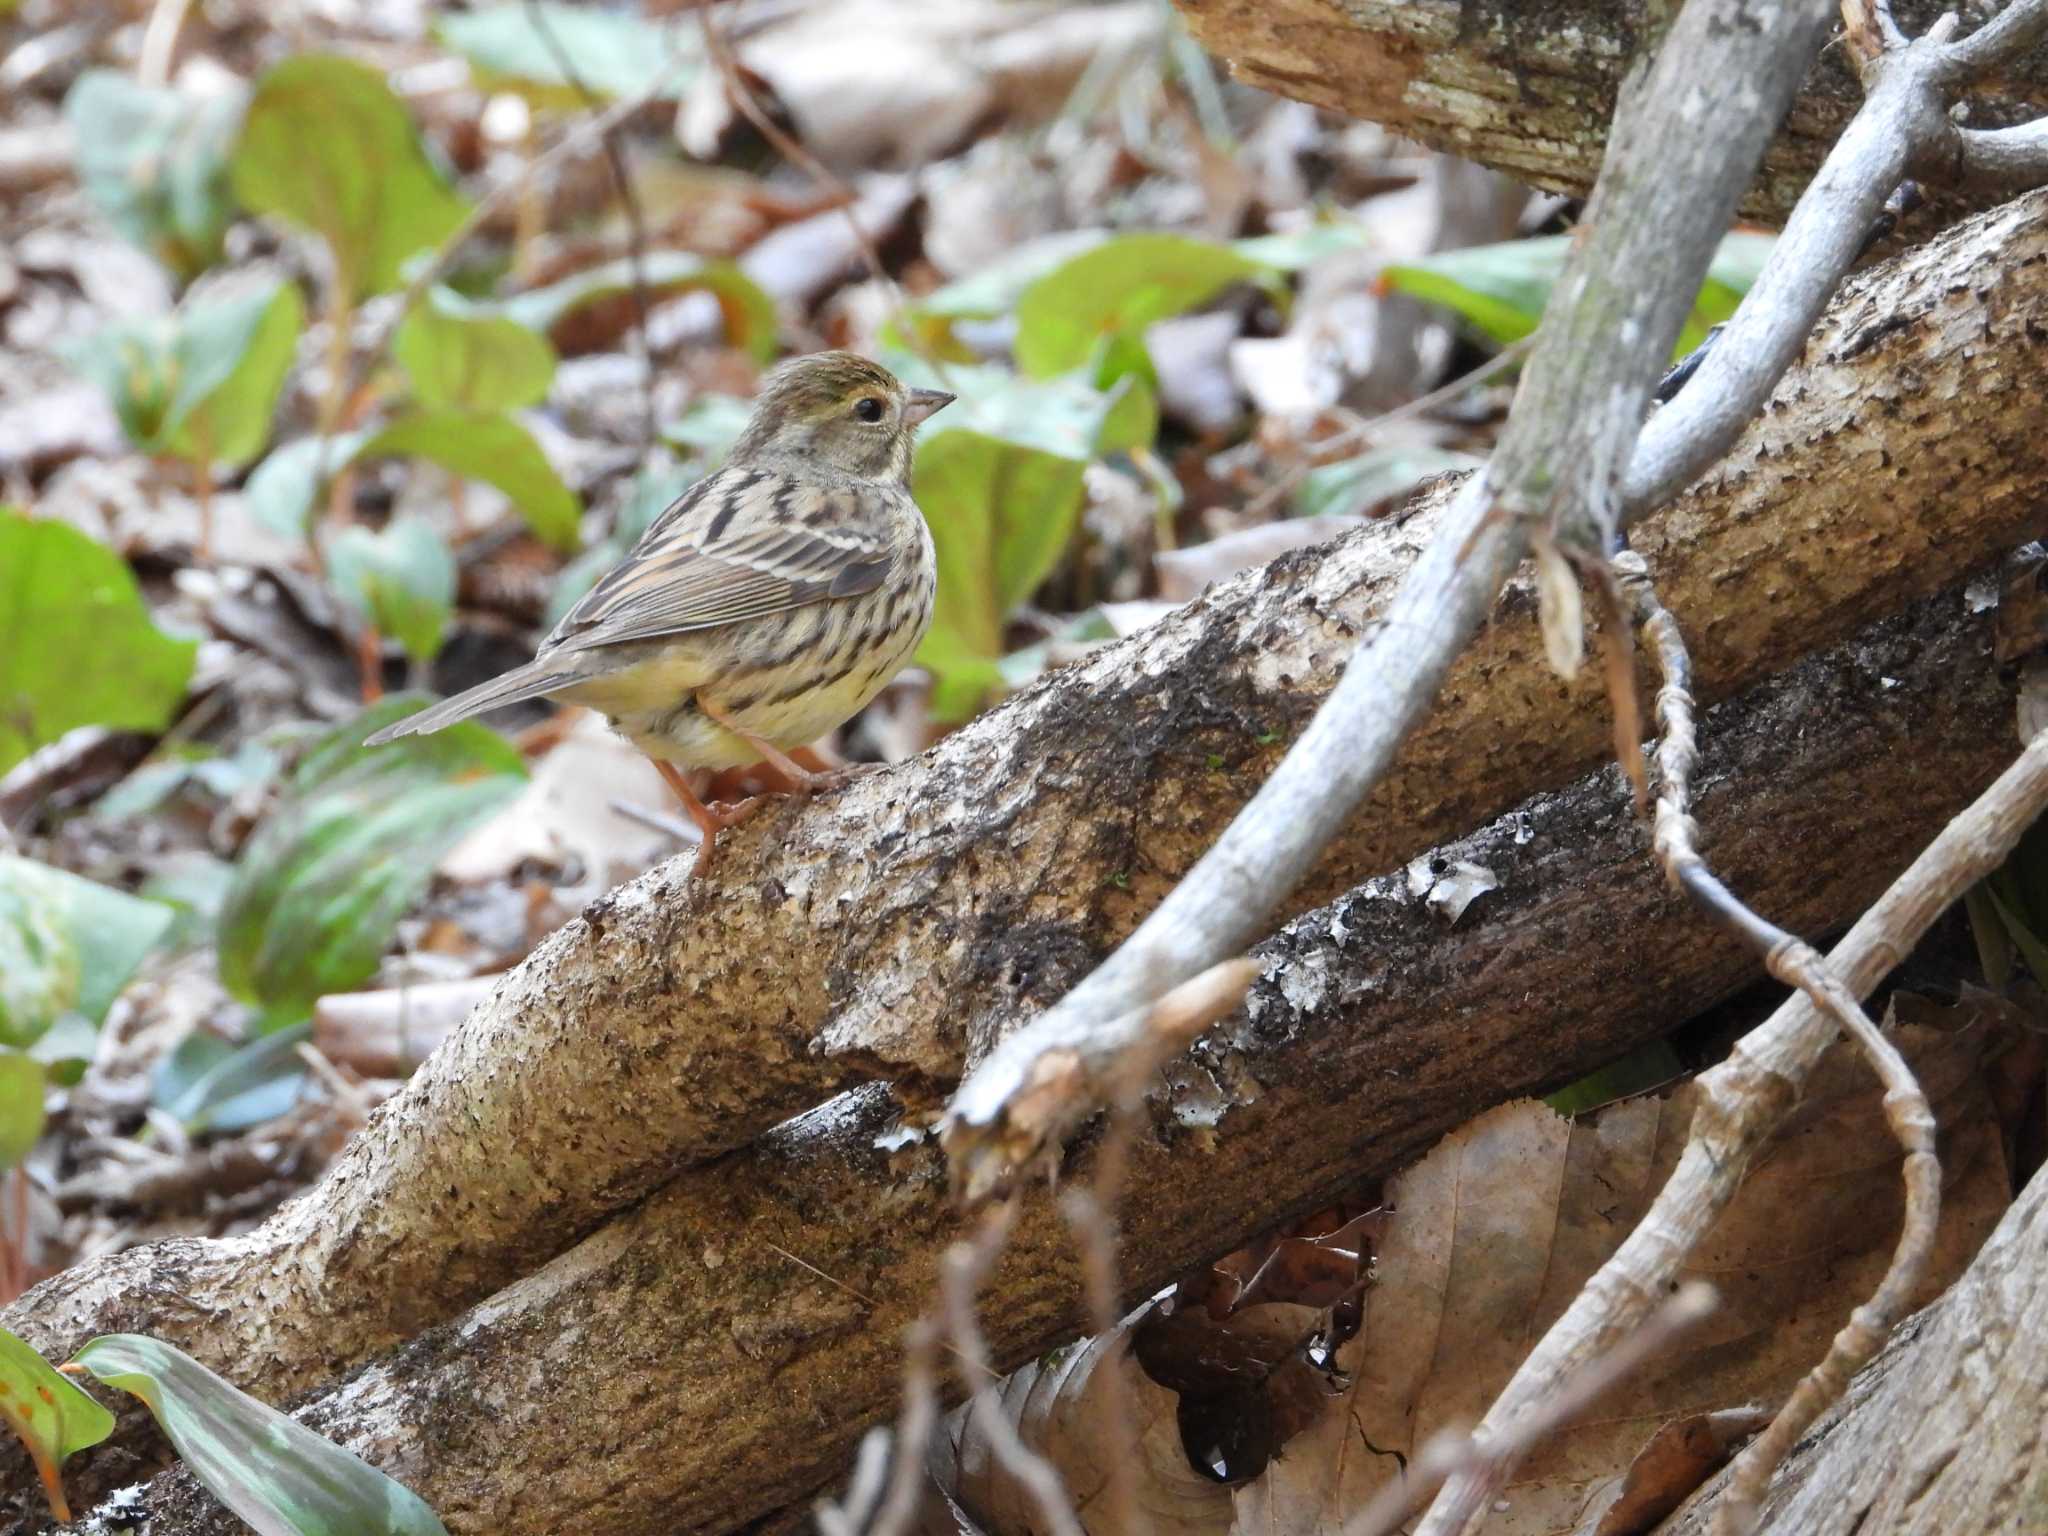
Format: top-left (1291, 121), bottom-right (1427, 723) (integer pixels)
top-left (545, 466), bottom-right (897, 655)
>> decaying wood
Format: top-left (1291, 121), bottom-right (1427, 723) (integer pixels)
top-left (95, 587), bottom-right (2025, 1536)
top-left (7, 185), bottom-right (2048, 1480)
top-left (1172, 0), bottom-right (2048, 228)
top-left (1669, 1158), bottom-right (2048, 1535)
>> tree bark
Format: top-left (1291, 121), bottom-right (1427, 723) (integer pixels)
top-left (1668, 1155), bottom-right (2048, 1535)
top-left (8, 189), bottom-right (2048, 1505)
top-left (1172, 0), bottom-right (2048, 227)
top-left (66, 585), bottom-right (2028, 1535)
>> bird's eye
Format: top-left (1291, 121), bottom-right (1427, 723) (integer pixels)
top-left (853, 397), bottom-right (885, 423)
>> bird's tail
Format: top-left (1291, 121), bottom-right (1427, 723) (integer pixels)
top-left (364, 662), bottom-right (574, 746)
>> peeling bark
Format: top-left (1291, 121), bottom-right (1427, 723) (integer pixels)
top-left (7, 193), bottom-right (2048, 1489)
top-left (75, 587), bottom-right (2028, 1535)
top-left (1172, 0), bottom-right (2048, 227)
top-left (1669, 1157), bottom-right (2048, 1535)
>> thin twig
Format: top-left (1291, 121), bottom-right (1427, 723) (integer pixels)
top-left (1239, 336), bottom-right (1533, 521)
top-left (1614, 554), bottom-right (1942, 1535)
top-left (938, 1201), bottom-right (1087, 1536)
top-left (520, 0), bottom-right (660, 454)
top-left (1343, 1283), bottom-right (1719, 1536)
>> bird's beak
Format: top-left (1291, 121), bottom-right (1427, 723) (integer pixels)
top-left (903, 388), bottom-right (956, 427)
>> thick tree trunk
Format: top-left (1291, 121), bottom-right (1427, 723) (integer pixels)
top-left (8, 187), bottom-right (2048, 1532)
top-left (65, 584), bottom-right (2030, 1535)
top-left (1173, 0), bottom-right (2048, 227)
top-left (1670, 1156), bottom-right (2048, 1535)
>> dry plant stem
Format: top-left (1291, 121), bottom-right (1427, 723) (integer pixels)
top-left (940, 1203), bottom-right (1087, 1536)
top-left (942, 0), bottom-right (1837, 1195)
top-left (1343, 1284), bottom-right (1720, 1536)
top-left (1413, 727), bottom-right (2048, 1536)
top-left (1617, 559), bottom-right (1942, 1536)
top-left (520, 0), bottom-right (659, 452)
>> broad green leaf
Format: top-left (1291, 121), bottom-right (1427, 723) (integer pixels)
top-left (64, 70), bottom-right (243, 280)
top-left (395, 288), bottom-right (557, 411)
top-left (1385, 231), bottom-right (1778, 356)
top-left (244, 433), bottom-right (369, 539)
top-left (0, 856), bottom-right (175, 1049)
top-left (901, 229), bottom-right (1111, 354)
top-left (501, 252), bottom-right (777, 361)
top-left (216, 697), bottom-right (526, 1016)
top-left (0, 1051), bottom-right (45, 1169)
top-left (0, 512), bottom-right (197, 773)
top-left (1013, 233), bottom-right (1274, 377)
top-left (358, 411), bottom-right (580, 551)
top-left (69, 1333), bottom-right (447, 1536)
top-left (0, 1326), bottom-right (116, 1522)
top-left (1292, 444), bottom-right (1483, 520)
top-left (1545, 1038), bottom-right (1686, 1117)
top-left (232, 54), bottom-right (471, 302)
top-left (913, 428), bottom-right (1087, 721)
top-left (326, 518), bottom-right (457, 662)
top-left (64, 282), bottom-right (303, 467)
top-left (155, 1022), bottom-right (310, 1133)
top-left (657, 392), bottom-right (752, 465)
top-left (436, 3), bottom-right (693, 105)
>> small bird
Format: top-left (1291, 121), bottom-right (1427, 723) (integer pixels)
top-left (367, 351), bottom-right (954, 876)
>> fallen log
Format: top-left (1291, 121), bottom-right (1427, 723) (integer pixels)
top-left (7, 188), bottom-right (2047, 1467)
top-left (1173, 0), bottom-right (2048, 226)
top-left (103, 584), bottom-right (2025, 1535)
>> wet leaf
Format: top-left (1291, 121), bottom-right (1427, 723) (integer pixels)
top-left (436, 3), bottom-right (694, 105)
top-left (0, 1325), bottom-right (116, 1522)
top-left (64, 70), bottom-right (244, 280)
top-left (326, 517), bottom-right (457, 662)
top-left (0, 1051), bottom-right (45, 1170)
top-left (1013, 232), bottom-right (1274, 377)
top-left (216, 697), bottom-right (526, 1018)
top-left (231, 54), bottom-right (471, 302)
top-left (69, 1333), bottom-right (448, 1535)
top-left (501, 253), bottom-right (776, 361)
top-left (64, 281), bottom-right (303, 467)
top-left (394, 289), bottom-right (557, 412)
top-left (0, 512), bottom-right (197, 773)
top-left (0, 855), bottom-right (175, 1051)
top-left (358, 410), bottom-right (581, 551)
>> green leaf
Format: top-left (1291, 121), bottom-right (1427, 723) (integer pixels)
top-left (0, 1325), bottom-right (116, 1523)
top-left (244, 433), bottom-right (369, 540)
top-left (0, 512), bottom-right (197, 774)
top-left (436, 3), bottom-right (693, 104)
top-left (395, 288), bottom-right (557, 411)
top-left (358, 411), bottom-right (580, 550)
top-left (1013, 233), bottom-right (1274, 377)
top-left (1544, 1038), bottom-right (1686, 1117)
top-left (155, 1022), bottom-right (310, 1134)
top-left (69, 1333), bottom-right (448, 1536)
top-left (0, 857), bottom-right (175, 1050)
top-left (64, 70), bottom-right (243, 281)
top-left (1291, 444), bottom-right (1483, 520)
top-left (1231, 219), bottom-right (1374, 271)
top-left (216, 697), bottom-right (526, 1016)
top-left (905, 229), bottom-right (1110, 338)
top-left (64, 281), bottom-right (303, 467)
top-left (326, 518), bottom-right (456, 662)
top-left (1385, 231), bottom-right (1778, 357)
top-left (913, 428), bottom-right (1088, 722)
top-left (657, 392), bottom-right (753, 466)
top-left (0, 1051), bottom-right (45, 1170)
top-left (501, 252), bottom-right (777, 361)
top-left (231, 54), bottom-right (471, 303)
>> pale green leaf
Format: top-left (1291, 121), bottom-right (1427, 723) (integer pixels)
top-left (394, 288), bottom-right (557, 412)
top-left (1013, 233), bottom-right (1273, 377)
top-left (326, 518), bottom-right (457, 662)
top-left (69, 1332), bottom-right (447, 1536)
top-left (0, 855), bottom-right (174, 1049)
top-left (155, 1022), bottom-right (310, 1134)
top-left (0, 512), bottom-right (197, 773)
top-left (231, 54), bottom-right (470, 302)
top-left (64, 70), bottom-right (243, 280)
top-left (0, 1325), bottom-right (116, 1523)
top-left (436, 3), bottom-right (694, 104)
top-left (1292, 444), bottom-right (1482, 520)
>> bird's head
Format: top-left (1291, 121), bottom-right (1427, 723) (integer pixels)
top-left (728, 351), bottom-right (954, 483)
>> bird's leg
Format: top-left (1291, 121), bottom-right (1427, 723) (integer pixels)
top-left (650, 759), bottom-right (764, 879)
top-left (696, 695), bottom-right (855, 793)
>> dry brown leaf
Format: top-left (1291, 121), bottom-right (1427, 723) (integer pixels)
top-left (1588, 1406), bottom-right (1772, 1536)
top-left (1231, 1019), bottom-right (2010, 1536)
